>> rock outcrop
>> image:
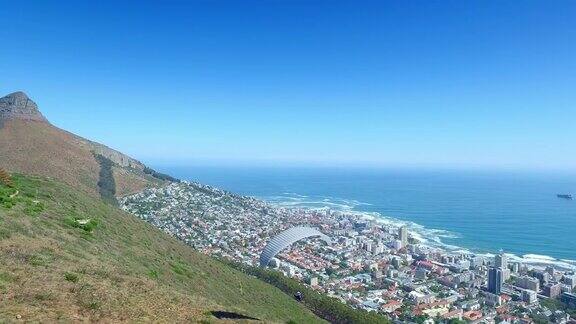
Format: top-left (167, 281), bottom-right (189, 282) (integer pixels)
top-left (90, 142), bottom-right (145, 170)
top-left (0, 91), bottom-right (48, 123)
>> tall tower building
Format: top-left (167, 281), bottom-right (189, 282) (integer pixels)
top-left (488, 267), bottom-right (503, 295)
top-left (495, 252), bottom-right (508, 269)
top-left (398, 226), bottom-right (408, 247)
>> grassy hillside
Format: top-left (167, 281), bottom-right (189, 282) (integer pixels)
top-left (0, 174), bottom-right (323, 323)
top-left (0, 119), bottom-right (164, 199)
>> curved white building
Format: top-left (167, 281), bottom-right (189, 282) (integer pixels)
top-left (259, 226), bottom-right (332, 267)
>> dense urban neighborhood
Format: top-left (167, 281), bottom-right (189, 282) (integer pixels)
top-left (121, 181), bottom-right (576, 323)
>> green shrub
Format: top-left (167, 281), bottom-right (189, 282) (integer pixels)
top-left (64, 272), bottom-right (79, 283)
top-left (143, 166), bottom-right (180, 182)
top-left (170, 261), bottom-right (190, 276)
top-left (65, 216), bottom-right (99, 233)
top-left (148, 269), bottom-right (159, 279)
top-left (88, 301), bottom-right (101, 310)
top-left (2, 200), bottom-right (15, 209)
top-left (29, 254), bottom-right (50, 267)
top-left (0, 271), bottom-right (15, 283)
top-left (24, 200), bottom-right (44, 215)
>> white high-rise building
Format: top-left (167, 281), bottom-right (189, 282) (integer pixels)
top-left (398, 226), bottom-right (408, 247)
top-left (522, 289), bottom-right (537, 304)
top-left (564, 275), bottom-right (576, 288)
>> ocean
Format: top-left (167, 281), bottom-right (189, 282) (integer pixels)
top-left (159, 165), bottom-right (576, 268)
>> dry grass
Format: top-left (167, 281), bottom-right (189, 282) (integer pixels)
top-left (0, 120), bottom-right (163, 199)
top-left (0, 169), bottom-right (13, 187)
top-left (0, 175), bottom-right (323, 323)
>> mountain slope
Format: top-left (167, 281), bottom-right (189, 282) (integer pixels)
top-left (0, 173), bottom-right (324, 322)
top-left (0, 91), bottom-right (165, 199)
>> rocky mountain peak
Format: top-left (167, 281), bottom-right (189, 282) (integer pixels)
top-left (0, 91), bottom-right (48, 122)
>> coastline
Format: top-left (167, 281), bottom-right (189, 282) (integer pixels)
top-left (161, 165), bottom-right (576, 266)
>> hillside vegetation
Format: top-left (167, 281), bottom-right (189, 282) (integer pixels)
top-left (0, 174), bottom-right (323, 323)
top-left (224, 260), bottom-right (391, 324)
top-left (0, 118), bottom-right (164, 198)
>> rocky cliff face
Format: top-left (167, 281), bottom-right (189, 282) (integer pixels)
top-left (0, 91), bottom-right (48, 123)
top-left (90, 142), bottom-right (145, 170)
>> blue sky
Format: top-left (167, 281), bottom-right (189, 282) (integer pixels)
top-left (1, 1), bottom-right (575, 171)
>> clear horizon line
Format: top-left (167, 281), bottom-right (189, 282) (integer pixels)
top-left (140, 157), bottom-right (576, 174)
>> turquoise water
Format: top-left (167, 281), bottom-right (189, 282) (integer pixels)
top-left (160, 166), bottom-right (576, 264)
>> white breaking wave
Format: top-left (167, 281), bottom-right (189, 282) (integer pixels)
top-left (281, 192), bottom-right (309, 198)
top-left (522, 254), bottom-right (556, 261)
top-left (266, 195), bottom-right (370, 212)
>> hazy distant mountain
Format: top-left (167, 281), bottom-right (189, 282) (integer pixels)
top-left (0, 91), bottom-right (167, 200)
